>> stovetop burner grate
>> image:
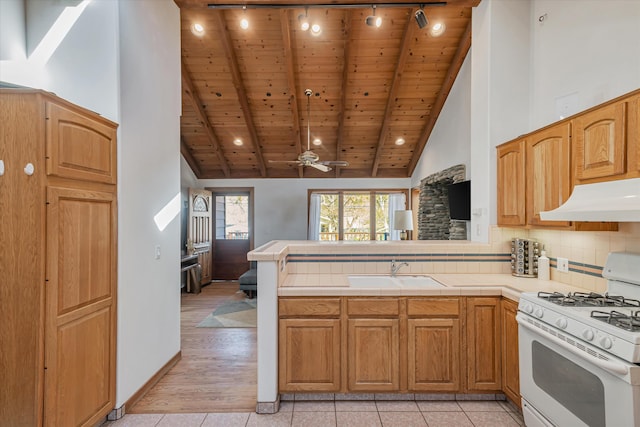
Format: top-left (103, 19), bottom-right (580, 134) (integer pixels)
top-left (591, 310), bottom-right (640, 332)
top-left (537, 291), bottom-right (640, 308)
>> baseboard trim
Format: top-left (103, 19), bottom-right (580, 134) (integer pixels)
top-left (124, 350), bottom-right (182, 412)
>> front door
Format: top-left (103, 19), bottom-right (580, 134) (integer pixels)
top-left (211, 189), bottom-right (253, 280)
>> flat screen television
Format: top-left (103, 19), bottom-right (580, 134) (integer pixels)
top-left (447, 180), bottom-right (471, 220)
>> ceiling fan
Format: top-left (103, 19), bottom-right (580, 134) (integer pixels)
top-left (270, 89), bottom-right (349, 172)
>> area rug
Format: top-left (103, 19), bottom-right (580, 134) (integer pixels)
top-left (197, 297), bottom-right (257, 328)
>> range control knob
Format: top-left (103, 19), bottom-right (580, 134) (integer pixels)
top-left (600, 336), bottom-right (613, 350)
top-left (555, 318), bottom-right (568, 329)
top-left (534, 308), bottom-right (544, 318)
top-left (583, 329), bottom-right (595, 341)
top-left (522, 304), bottom-right (533, 314)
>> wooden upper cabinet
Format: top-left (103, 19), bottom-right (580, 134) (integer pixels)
top-left (46, 101), bottom-right (117, 184)
top-left (629, 94), bottom-right (640, 176)
top-left (573, 101), bottom-right (626, 182)
top-left (526, 122), bottom-right (572, 227)
top-left (497, 140), bottom-right (526, 226)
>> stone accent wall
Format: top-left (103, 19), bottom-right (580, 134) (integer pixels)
top-left (418, 164), bottom-right (467, 240)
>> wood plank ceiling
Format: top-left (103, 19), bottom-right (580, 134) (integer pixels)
top-left (176, 0), bottom-right (481, 179)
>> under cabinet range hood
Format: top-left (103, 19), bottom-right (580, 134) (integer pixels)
top-left (539, 178), bottom-right (640, 222)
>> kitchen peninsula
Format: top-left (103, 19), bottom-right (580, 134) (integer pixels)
top-left (248, 235), bottom-right (594, 414)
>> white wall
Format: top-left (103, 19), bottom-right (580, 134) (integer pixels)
top-left (0, 0), bottom-right (26, 61)
top-left (1, 0), bottom-right (182, 409)
top-left (197, 178), bottom-right (411, 247)
top-left (410, 54), bottom-right (472, 188)
top-left (530, 0), bottom-right (640, 129)
top-left (116, 0), bottom-right (181, 407)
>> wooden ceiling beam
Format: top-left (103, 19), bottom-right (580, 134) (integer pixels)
top-left (370, 9), bottom-right (415, 177)
top-left (176, 1), bottom-right (482, 9)
top-left (214, 10), bottom-right (268, 177)
top-left (279, 9), bottom-right (304, 178)
top-left (181, 61), bottom-right (231, 177)
top-left (180, 135), bottom-right (203, 177)
top-left (407, 21), bottom-right (471, 176)
top-left (335, 10), bottom-right (353, 178)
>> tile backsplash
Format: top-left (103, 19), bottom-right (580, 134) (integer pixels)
top-left (499, 223), bottom-right (640, 293)
top-left (280, 224), bottom-right (640, 293)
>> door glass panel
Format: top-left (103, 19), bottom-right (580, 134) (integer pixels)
top-left (215, 195), bottom-right (249, 240)
top-left (319, 194), bottom-right (339, 241)
top-left (532, 341), bottom-right (605, 427)
top-left (343, 193), bottom-right (370, 241)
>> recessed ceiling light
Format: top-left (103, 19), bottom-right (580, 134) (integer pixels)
top-left (429, 22), bottom-right (446, 37)
top-left (233, 138), bottom-right (243, 146)
top-left (191, 23), bottom-right (205, 36)
top-left (395, 137), bottom-right (406, 146)
top-left (240, 18), bottom-right (249, 30)
top-left (310, 23), bottom-right (322, 36)
top-left (312, 138), bottom-right (322, 146)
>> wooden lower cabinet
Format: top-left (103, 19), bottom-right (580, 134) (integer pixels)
top-left (278, 296), bottom-right (516, 397)
top-left (501, 298), bottom-right (521, 407)
top-left (347, 318), bottom-right (400, 391)
top-left (466, 297), bottom-right (502, 391)
top-left (278, 318), bottom-right (341, 391)
top-left (408, 318), bottom-right (461, 391)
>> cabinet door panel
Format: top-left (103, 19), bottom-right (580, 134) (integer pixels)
top-left (630, 95), bottom-right (640, 176)
top-left (348, 319), bottom-right (399, 391)
top-left (46, 102), bottom-right (117, 184)
top-left (408, 319), bottom-right (460, 391)
top-left (526, 124), bottom-right (571, 227)
top-left (501, 299), bottom-right (520, 407)
top-left (497, 140), bottom-right (526, 226)
top-left (467, 298), bottom-right (501, 391)
top-left (279, 319), bottom-right (341, 391)
top-left (574, 102), bottom-right (626, 182)
top-left (45, 187), bottom-right (117, 427)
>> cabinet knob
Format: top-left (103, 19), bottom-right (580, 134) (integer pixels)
top-left (24, 163), bottom-right (35, 176)
top-left (0, 160), bottom-right (4, 176)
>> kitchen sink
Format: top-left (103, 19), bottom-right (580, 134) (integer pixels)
top-left (347, 275), bottom-right (445, 288)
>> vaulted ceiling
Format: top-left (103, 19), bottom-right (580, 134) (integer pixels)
top-left (175, 0), bottom-right (481, 179)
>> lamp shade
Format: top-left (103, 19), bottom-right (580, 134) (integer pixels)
top-left (393, 210), bottom-right (413, 231)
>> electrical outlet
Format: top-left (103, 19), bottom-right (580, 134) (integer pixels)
top-left (155, 245), bottom-right (161, 260)
top-left (557, 257), bottom-right (569, 273)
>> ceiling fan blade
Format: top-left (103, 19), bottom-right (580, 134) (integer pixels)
top-left (320, 160), bottom-right (349, 167)
top-left (268, 160), bottom-right (302, 164)
top-left (310, 163), bottom-right (332, 172)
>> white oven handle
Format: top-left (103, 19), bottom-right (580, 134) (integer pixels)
top-left (517, 316), bottom-right (629, 376)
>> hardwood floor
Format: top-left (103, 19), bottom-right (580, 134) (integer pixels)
top-left (129, 282), bottom-right (257, 414)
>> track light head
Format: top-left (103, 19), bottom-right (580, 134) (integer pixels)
top-left (365, 15), bottom-right (382, 27)
top-left (415, 9), bottom-right (428, 29)
top-left (365, 5), bottom-right (382, 28)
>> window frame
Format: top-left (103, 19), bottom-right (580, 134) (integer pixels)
top-left (308, 188), bottom-right (410, 241)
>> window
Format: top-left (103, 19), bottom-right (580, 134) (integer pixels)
top-left (309, 190), bottom-right (407, 241)
top-left (215, 195), bottom-right (249, 239)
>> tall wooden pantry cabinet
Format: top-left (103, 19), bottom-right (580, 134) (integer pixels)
top-left (0, 89), bottom-right (118, 427)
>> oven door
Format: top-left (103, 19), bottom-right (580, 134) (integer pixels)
top-left (517, 313), bottom-right (640, 427)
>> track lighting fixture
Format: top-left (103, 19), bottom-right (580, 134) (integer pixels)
top-left (240, 6), bottom-right (249, 29)
top-left (365, 5), bottom-right (382, 28)
top-left (298, 7), bottom-right (310, 31)
top-left (310, 23), bottom-right (322, 36)
top-left (414, 8), bottom-right (428, 29)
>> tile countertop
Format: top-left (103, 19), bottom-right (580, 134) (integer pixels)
top-left (279, 273), bottom-right (589, 302)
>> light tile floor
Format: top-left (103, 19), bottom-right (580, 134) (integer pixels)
top-left (104, 400), bottom-right (524, 427)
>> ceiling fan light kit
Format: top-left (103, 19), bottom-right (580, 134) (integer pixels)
top-left (268, 88), bottom-right (349, 173)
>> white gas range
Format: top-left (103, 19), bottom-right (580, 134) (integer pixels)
top-left (516, 252), bottom-right (640, 427)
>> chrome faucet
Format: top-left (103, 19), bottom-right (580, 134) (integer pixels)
top-left (390, 259), bottom-right (409, 277)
